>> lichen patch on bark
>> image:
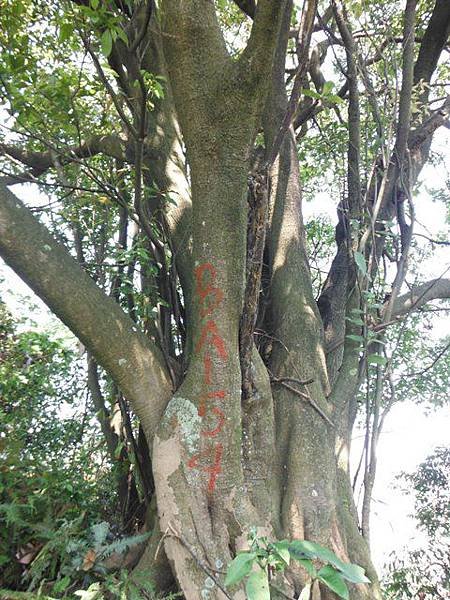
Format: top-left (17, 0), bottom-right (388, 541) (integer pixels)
top-left (164, 396), bottom-right (201, 454)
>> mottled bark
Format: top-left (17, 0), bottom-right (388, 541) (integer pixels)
top-left (150, 2), bottom-right (287, 598)
top-left (259, 4), bottom-right (380, 598)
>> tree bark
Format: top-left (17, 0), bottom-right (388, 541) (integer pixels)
top-left (150, 2), bottom-right (288, 597)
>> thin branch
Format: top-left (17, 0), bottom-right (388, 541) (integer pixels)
top-left (0, 168), bottom-right (104, 193)
top-left (270, 376), bottom-right (314, 387)
top-left (396, 0), bottom-right (417, 164)
top-left (413, 0), bottom-right (450, 105)
top-left (166, 523), bottom-right (233, 600)
top-left (265, 0), bottom-right (318, 168)
top-left (271, 379), bottom-right (335, 428)
top-left (240, 171), bottom-right (269, 402)
top-left (409, 95), bottom-right (450, 151)
top-left (332, 0), bottom-right (361, 216)
top-left (129, 0), bottom-right (153, 53)
top-left (403, 341), bottom-right (450, 378)
top-left (81, 34), bottom-right (138, 138)
top-left (413, 232), bottom-right (450, 246)
top-left (0, 135), bottom-right (126, 175)
top-left (391, 276), bottom-right (450, 317)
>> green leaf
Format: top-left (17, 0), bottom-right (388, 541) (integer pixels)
top-left (245, 569), bottom-right (270, 600)
top-left (367, 354), bottom-right (387, 366)
top-left (53, 575), bottom-right (71, 593)
top-left (99, 531), bottom-right (150, 558)
top-left (322, 81), bottom-right (334, 94)
top-left (271, 540), bottom-right (290, 566)
top-left (346, 334), bottom-right (364, 343)
top-left (127, 583), bottom-right (142, 600)
top-left (289, 540), bottom-right (345, 571)
top-left (351, 0), bottom-right (363, 18)
top-left (116, 27), bottom-right (128, 46)
top-left (302, 88), bottom-right (321, 99)
top-left (289, 540), bottom-right (370, 585)
top-left (318, 565), bottom-right (349, 600)
top-left (288, 539), bottom-right (315, 560)
top-left (295, 558), bottom-right (317, 578)
top-left (92, 521), bottom-right (109, 547)
top-left (329, 94), bottom-right (345, 104)
top-left (337, 562), bottom-right (371, 584)
top-left (225, 552), bottom-right (256, 587)
top-left (354, 252), bottom-right (367, 275)
top-left (299, 583), bottom-right (312, 600)
top-left (346, 316), bottom-right (365, 326)
top-left (90, 0), bottom-right (99, 8)
top-left (354, 251), bottom-right (367, 276)
top-left (114, 440), bottom-right (125, 459)
top-left (100, 30), bottom-right (113, 57)
top-left (59, 22), bottom-right (73, 42)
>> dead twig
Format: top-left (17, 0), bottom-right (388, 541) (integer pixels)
top-left (166, 523), bottom-right (233, 600)
top-left (271, 379), bottom-right (335, 428)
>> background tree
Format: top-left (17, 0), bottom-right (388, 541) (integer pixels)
top-left (383, 446), bottom-right (450, 599)
top-left (0, 0), bottom-right (449, 598)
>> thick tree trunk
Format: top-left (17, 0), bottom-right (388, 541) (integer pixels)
top-left (4, 2), bottom-right (448, 599)
top-left (257, 9), bottom-right (380, 596)
top-left (148, 3), bottom-right (289, 598)
top-left (153, 161), bottom-right (253, 598)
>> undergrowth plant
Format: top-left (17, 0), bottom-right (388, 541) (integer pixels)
top-left (27, 520), bottom-right (151, 597)
top-left (225, 529), bottom-right (370, 600)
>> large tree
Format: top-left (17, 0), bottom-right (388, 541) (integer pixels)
top-left (0, 0), bottom-right (449, 598)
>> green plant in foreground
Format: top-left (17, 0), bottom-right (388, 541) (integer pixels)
top-left (225, 530), bottom-right (370, 600)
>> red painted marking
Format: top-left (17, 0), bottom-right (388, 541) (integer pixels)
top-left (198, 390), bottom-right (226, 417)
top-left (187, 443), bottom-right (223, 494)
top-left (195, 262), bottom-right (216, 300)
top-left (195, 320), bottom-right (228, 361)
top-left (190, 263), bottom-right (228, 493)
top-left (194, 263), bottom-right (224, 316)
top-left (201, 407), bottom-right (225, 438)
top-left (203, 353), bottom-right (212, 385)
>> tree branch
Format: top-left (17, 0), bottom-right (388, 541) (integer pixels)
top-left (413, 0), bottom-right (450, 98)
top-left (0, 135), bottom-right (127, 177)
top-left (160, 0), bottom-right (229, 97)
top-left (333, 0), bottom-right (361, 215)
top-left (232, 0), bottom-right (256, 19)
top-left (129, 0), bottom-right (153, 53)
top-left (238, 0), bottom-right (289, 85)
top-left (87, 353), bottom-right (120, 459)
top-left (265, 0), bottom-right (318, 167)
top-left (409, 95), bottom-right (450, 151)
top-left (404, 341), bottom-right (450, 378)
top-left (0, 182), bottom-right (172, 443)
top-left (391, 278), bottom-right (450, 317)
